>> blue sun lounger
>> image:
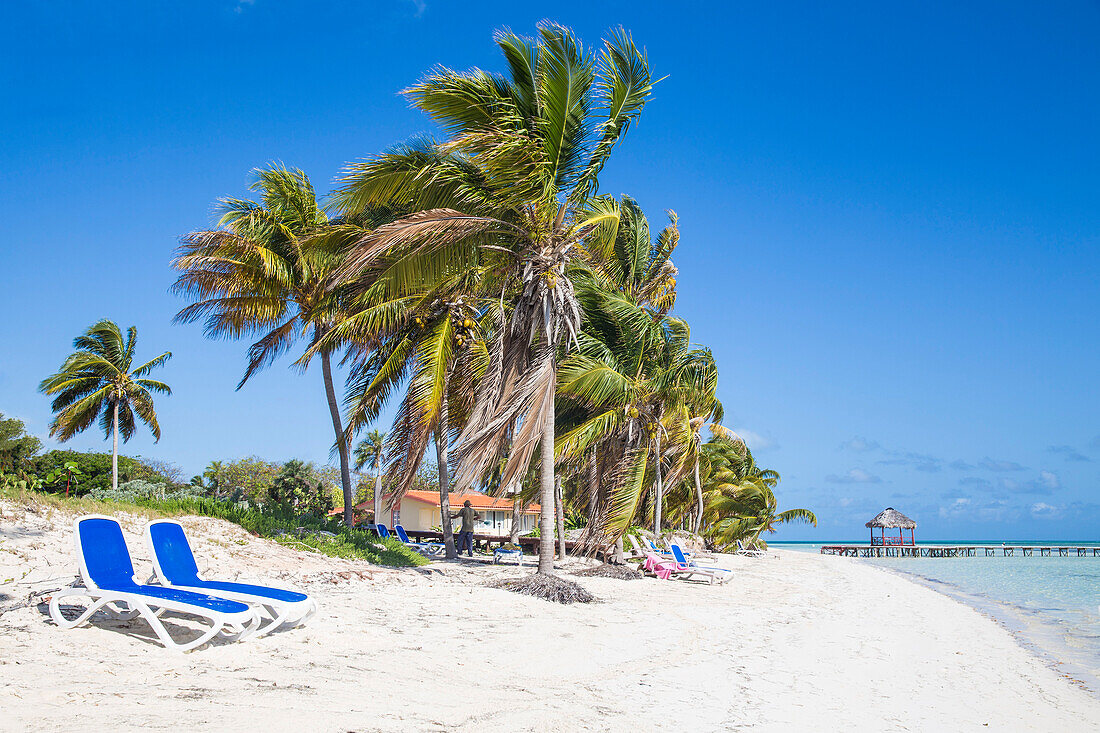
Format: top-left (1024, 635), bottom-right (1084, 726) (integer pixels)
top-left (144, 519), bottom-right (317, 637)
top-left (668, 543), bottom-right (733, 585)
top-left (367, 523), bottom-right (391, 539)
top-left (393, 524), bottom-right (444, 556)
top-left (50, 515), bottom-right (261, 651)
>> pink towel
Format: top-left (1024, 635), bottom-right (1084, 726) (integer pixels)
top-left (644, 553), bottom-right (675, 580)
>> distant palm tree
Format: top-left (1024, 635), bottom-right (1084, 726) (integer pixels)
top-left (39, 320), bottom-right (171, 491)
top-left (172, 164), bottom-right (359, 526)
top-left (354, 429), bottom-right (386, 525)
top-left (333, 24), bottom-right (656, 574)
top-left (706, 478), bottom-right (816, 550)
top-left (700, 440), bottom-right (815, 549)
top-left (556, 312), bottom-right (717, 543)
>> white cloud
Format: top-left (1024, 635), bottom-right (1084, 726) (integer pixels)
top-left (939, 497), bottom-right (972, 518)
top-left (734, 428), bottom-right (778, 452)
top-left (1000, 471), bottom-right (1060, 495)
top-left (826, 468), bottom-right (882, 484)
top-left (1030, 502), bottom-right (1059, 518)
top-left (1046, 445), bottom-right (1091, 462)
top-left (407, 0), bottom-right (427, 17)
top-left (979, 457), bottom-right (1027, 472)
top-left (839, 436), bottom-right (880, 453)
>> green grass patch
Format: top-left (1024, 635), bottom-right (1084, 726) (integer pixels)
top-left (0, 484), bottom-right (426, 568)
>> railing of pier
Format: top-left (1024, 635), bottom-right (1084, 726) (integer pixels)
top-left (819, 545), bottom-right (1100, 558)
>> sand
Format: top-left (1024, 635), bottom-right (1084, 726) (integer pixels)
top-left (1, 499), bottom-right (1098, 732)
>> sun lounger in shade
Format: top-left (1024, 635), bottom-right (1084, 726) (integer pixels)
top-left (394, 524), bottom-right (445, 556)
top-left (50, 515), bottom-right (260, 651)
top-left (736, 540), bottom-right (766, 557)
top-left (144, 519), bottom-right (316, 637)
top-left (646, 536), bottom-right (717, 561)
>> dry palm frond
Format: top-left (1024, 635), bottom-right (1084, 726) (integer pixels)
top-left (572, 563), bottom-right (642, 580)
top-left (489, 573), bottom-right (594, 604)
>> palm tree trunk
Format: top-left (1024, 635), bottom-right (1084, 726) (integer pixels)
top-left (321, 350), bottom-right (355, 528)
top-left (509, 487), bottom-right (523, 543)
top-left (693, 456), bottom-right (704, 535)
top-left (111, 401), bottom-right (119, 491)
top-left (652, 433), bottom-right (663, 535)
top-left (555, 476), bottom-right (566, 560)
top-left (537, 383), bottom-right (556, 575)
top-left (373, 470), bottom-right (383, 527)
top-left (436, 392), bottom-right (457, 559)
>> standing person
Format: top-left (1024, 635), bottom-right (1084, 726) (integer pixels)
top-left (451, 500), bottom-right (480, 557)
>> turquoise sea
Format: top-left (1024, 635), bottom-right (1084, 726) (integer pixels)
top-left (773, 541), bottom-right (1100, 694)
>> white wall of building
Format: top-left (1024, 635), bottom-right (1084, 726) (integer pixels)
top-left (390, 499), bottom-right (539, 535)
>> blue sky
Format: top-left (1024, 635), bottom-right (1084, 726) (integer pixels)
top-left (2, 1), bottom-right (1098, 540)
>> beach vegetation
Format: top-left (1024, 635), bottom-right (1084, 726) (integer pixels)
top-left (268, 458), bottom-right (336, 517)
top-left (353, 429), bottom-right (387, 524)
top-left (0, 413), bottom-right (42, 472)
top-left (11, 23), bottom-right (815, 578)
top-left (27, 450), bottom-right (175, 495)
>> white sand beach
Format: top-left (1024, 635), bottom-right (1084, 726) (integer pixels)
top-left (2, 501), bottom-right (1098, 733)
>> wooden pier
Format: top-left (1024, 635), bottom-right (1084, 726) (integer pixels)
top-left (820, 545), bottom-right (1100, 558)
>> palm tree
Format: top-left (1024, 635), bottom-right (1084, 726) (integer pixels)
top-left (332, 24), bottom-right (656, 574)
top-left (705, 478), bottom-right (816, 550)
top-left (699, 439), bottom-right (815, 549)
top-left (39, 320), bottom-right (171, 491)
top-left (172, 164), bottom-right (359, 526)
top-left (559, 197), bottom-right (726, 546)
top-left (574, 196), bottom-right (679, 317)
top-left (354, 429), bottom-right (386, 525)
top-left (330, 283), bottom-right (491, 559)
top-left (556, 300), bottom-right (718, 550)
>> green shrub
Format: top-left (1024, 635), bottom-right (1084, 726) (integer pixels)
top-left (29, 450), bottom-right (174, 494)
top-left (0, 413), bottom-right (42, 473)
top-left (89, 479), bottom-right (204, 503)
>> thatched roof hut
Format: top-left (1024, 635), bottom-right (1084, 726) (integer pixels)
top-left (865, 507), bottom-right (916, 529)
top-left (866, 507), bottom-right (916, 545)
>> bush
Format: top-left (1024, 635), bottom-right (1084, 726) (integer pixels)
top-left (89, 479), bottom-right (204, 503)
top-left (269, 459), bottom-right (334, 516)
top-left (209, 456), bottom-right (281, 504)
top-left (29, 450), bottom-right (175, 494)
top-left (0, 413), bottom-right (42, 473)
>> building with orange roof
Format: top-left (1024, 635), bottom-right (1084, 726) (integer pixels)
top-left (342, 491), bottom-right (541, 536)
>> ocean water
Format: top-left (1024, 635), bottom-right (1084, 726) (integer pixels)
top-left (773, 542), bottom-right (1100, 694)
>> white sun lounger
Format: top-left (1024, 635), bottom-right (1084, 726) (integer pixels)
top-left (144, 519), bottom-right (317, 637)
top-left (50, 515), bottom-right (260, 651)
top-left (736, 540), bottom-right (767, 557)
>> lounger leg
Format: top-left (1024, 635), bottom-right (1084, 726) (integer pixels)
top-left (295, 599), bottom-right (318, 627)
top-left (49, 589), bottom-right (112, 629)
top-left (224, 612), bottom-right (262, 641)
top-left (130, 598), bottom-right (226, 653)
top-left (105, 601), bottom-right (142, 621)
top-left (252, 604), bottom-right (292, 637)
